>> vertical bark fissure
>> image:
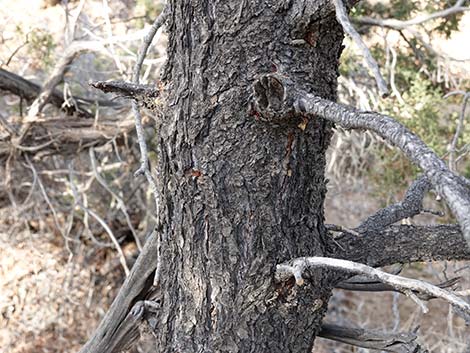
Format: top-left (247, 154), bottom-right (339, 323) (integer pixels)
top-left (153, 1), bottom-right (345, 351)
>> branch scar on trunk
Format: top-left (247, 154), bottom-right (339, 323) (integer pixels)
top-left (252, 73), bottom-right (470, 245)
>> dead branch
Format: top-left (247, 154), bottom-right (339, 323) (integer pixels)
top-left (89, 148), bottom-right (142, 251)
top-left (336, 276), bottom-right (460, 301)
top-left (445, 91), bottom-right (470, 172)
top-left (318, 323), bottom-right (427, 352)
top-left (130, 4), bottom-right (169, 211)
top-left (13, 26), bottom-right (157, 144)
top-left (356, 175), bottom-right (432, 233)
top-left (68, 164), bottom-right (130, 275)
top-left (333, 0), bottom-right (389, 97)
top-left (325, 223), bottom-right (360, 237)
top-left (252, 73), bottom-right (470, 245)
top-left (355, 0), bottom-right (470, 30)
top-left (0, 68), bottom-right (116, 114)
top-left (0, 113), bottom-right (136, 158)
top-left (26, 40), bottom-right (112, 119)
top-left (276, 256), bottom-right (470, 319)
top-left (78, 230), bottom-right (159, 353)
top-left (108, 300), bottom-right (160, 353)
top-left (89, 80), bottom-right (159, 110)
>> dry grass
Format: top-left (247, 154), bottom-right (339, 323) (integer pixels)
top-left (0, 226), bottom-right (124, 353)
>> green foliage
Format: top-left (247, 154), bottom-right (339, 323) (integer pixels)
top-left (341, 1), bottom-right (470, 200)
top-left (352, 0), bottom-right (464, 33)
top-left (136, 0), bottom-right (165, 25)
top-left (26, 28), bottom-right (56, 68)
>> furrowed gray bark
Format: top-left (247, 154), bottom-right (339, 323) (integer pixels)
top-left (330, 224), bottom-right (470, 267)
top-left (78, 1), bottom-right (470, 352)
top-left (149, 1), bottom-right (345, 351)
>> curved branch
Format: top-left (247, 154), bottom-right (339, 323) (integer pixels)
top-left (336, 276), bottom-right (460, 301)
top-left (130, 4), bottom-right (169, 211)
top-left (252, 73), bottom-right (470, 244)
top-left (333, 0), bottom-right (388, 97)
top-left (356, 175), bottom-right (432, 233)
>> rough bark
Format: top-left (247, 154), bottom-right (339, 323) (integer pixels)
top-left (318, 323), bottom-right (427, 352)
top-left (149, 1), bottom-right (344, 352)
top-left (330, 224), bottom-right (470, 267)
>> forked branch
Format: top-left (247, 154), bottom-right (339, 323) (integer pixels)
top-left (356, 175), bottom-right (432, 233)
top-left (276, 256), bottom-right (470, 319)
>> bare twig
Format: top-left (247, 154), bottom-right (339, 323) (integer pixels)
top-left (14, 26), bottom-right (157, 144)
top-left (130, 4), bottom-right (169, 211)
top-left (26, 41), bottom-right (112, 117)
top-left (445, 91), bottom-right (470, 172)
top-left (355, 0), bottom-right (470, 30)
top-left (68, 164), bottom-right (130, 275)
top-left (325, 223), bottom-right (361, 237)
top-left (333, 0), bottom-right (389, 97)
top-left (89, 148), bottom-right (143, 251)
top-left (64, 0), bottom-right (86, 45)
top-left (24, 156), bottom-right (78, 254)
top-left (4, 32), bottom-right (31, 67)
top-left (102, 0), bottom-right (125, 74)
top-left (276, 256), bottom-right (470, 318)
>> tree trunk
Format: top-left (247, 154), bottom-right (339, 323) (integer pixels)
top-left (152, 1), bottom-right (344, 351)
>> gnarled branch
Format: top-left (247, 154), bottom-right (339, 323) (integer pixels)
top-left (252, 73), bottom-right (470, 245)
top-left (356, 175), bottom-right (432, 233)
